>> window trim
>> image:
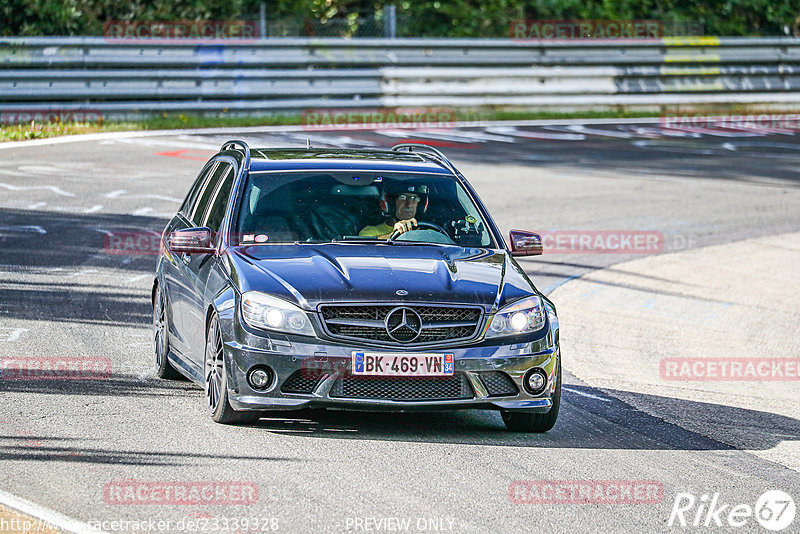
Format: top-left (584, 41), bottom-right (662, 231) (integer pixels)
top-left (179, 161), bottom-right (217, 221)
top-left (188, 162), bottom-right (220, 225)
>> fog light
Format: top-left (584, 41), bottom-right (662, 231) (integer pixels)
top-left (523, 368), bottom-right (548, 395)
top-left (248, 366), bottom-right (273, 390)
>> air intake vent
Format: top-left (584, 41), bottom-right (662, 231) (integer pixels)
top-left (478, 371), bottom-right (519, 397)
top-left (330, 373), bottom-right (474, 401)
top-left (281, 370), bottom-right (325, 394)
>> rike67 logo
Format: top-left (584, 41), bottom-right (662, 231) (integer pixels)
top-left (668, 490), bottom-right (795, 531)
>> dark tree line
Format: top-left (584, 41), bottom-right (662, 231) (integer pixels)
top-left (1, 0), bottom-right (798, 37)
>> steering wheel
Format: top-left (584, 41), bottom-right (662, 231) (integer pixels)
top-left (389, 221), bottom-right (450, 240)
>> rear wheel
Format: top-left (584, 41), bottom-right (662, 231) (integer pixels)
top-left (153, 283), bottom-right (180, 379)
top-left (205, 313), bottom-right (261, 425)
top-left (502, 360), bottom-right (561, 433)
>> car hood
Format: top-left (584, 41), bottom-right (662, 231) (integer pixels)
top-left (226, 243), bottom-right (536, 311)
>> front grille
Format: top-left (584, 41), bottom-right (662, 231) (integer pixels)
top-left (281, 370), bottom-right (325, 394)
top-left (330, 372), bottom-right (474, 401)
top-left (319, 304), bottom-right (482, 345)
top-left (479, 371), bottom-right (519, 397)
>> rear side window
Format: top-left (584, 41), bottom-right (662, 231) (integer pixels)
top-left (179, 162), bottom-right (217, 219)
top-left (190, 162), bottom-right (229, 225)
top-left (202, 164), bottom-right (234, 232)
top-left (179, 162), bottom-right (217, 220)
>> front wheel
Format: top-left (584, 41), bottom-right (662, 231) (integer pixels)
top-left (502, 360), bottom-right (561, 433)
top-left (205, 313), bottom-right (261, 425)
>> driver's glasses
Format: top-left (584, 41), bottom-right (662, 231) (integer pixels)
top-left (397, 194), bottom-right (420, 203)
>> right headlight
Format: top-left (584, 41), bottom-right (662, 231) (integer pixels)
top-left (485, 296), bottom-right (546, 339)
top-left (241, 291), bottom-right (315, 336)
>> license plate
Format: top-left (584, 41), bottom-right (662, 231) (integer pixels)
top-left (351, 352), bottom-right (454, 376)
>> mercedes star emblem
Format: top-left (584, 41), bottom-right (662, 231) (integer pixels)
top-left (385, 307), bottom-right (422, 342)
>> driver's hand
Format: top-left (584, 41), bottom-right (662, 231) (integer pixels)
top-left (393, 218), bottom-right (417, 235)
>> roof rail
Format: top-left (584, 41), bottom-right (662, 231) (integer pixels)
top-left (221, 140), bottom-right (251, 170)
top-left (390, 143), bottom-right (458, 175)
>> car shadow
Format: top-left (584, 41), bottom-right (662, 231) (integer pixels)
top-left (0, 436), bottom-right (298, 466)
top-left (0, 207), bottom-right (168, 326)
top-left (245, 384), bottom-right (799, 452)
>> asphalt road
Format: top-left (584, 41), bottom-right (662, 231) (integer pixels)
top-left (0, 120), bottom-right (799, 533)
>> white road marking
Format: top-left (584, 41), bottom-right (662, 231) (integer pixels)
top-left (563, 386), bottom-right (612, 402)
top-left (16, 165), bottom-right (62, 174)
top-left (26, 202), bottom-right (47, 209)
top-left (0, 183), bottom-right (74, 197)
top-left (0, 225), bottom-right (46, 234)
top-left (660, 126), bottom-right (762, 138)
top-left (0, 488), bottom-right (107, 534)
top-left (557, 125), bottom-right (634, 138)
top-left (104, 189), bottom-right (181, 203)
top-left (632, 126), bottom-right (701, 138)
top-left (64, 269), bottom-right (99, 278)
top-left (486, 126), bottom-right (586, 141)
top-left (285, 133), bottom-right (379, 148)
top-left (52, 205), bottom-right (104, 214)
top-left (100, 137), bottom-right (221, 150)
top-left (0, 328), bottom-right (28, 342)
top-left (124, 273), bottom-right (150, 284)
top-left (378, 128), bottom-right (516, 143)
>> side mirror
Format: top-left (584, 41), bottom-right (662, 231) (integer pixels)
top-left (168, 227), bottom-right (216, 254)
top-left (509, 230), bottom-right (543, 257)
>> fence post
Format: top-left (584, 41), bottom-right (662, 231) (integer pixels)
top-left (384, 5), bottom-right (397, 38)
top-left (259, 3), bottom-right (267, 38)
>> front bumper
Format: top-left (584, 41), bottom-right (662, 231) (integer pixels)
top-left (220, 312), bottom-right (560, 413)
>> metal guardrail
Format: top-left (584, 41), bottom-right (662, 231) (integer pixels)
top-left (1, 37), bottom-right (800, 119)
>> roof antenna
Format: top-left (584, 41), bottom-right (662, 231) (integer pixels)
top-left (306, 138), bottom-right (311, 149)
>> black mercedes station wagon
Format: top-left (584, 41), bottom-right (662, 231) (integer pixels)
top-left (153, 141), bottom-right (560, 432)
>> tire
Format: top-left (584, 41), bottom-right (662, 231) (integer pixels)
top-left (205, 313), bottom-right (261, 425)
top-left (153, 283), bottom-right (181, 380)
top-left (502, 360), bottom-right (561, 433)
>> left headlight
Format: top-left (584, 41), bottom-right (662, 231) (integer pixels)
top-left (485, 296), bottom-right (546, 338)
top-left (241, 291), bottom-right (315, 336)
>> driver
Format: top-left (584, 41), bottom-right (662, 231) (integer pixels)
top-left (359, 185), bottom-right (427, 239)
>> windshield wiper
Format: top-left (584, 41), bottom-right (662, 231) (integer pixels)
top-left (382, 240), bottom-right (452, 247)
top-left (329, 238), bottom-right (381, 243)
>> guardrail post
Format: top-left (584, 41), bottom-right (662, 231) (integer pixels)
top-left (384, 5), bottom-right (397, 39)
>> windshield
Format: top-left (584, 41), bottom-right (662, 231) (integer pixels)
top-left (233, 171), bottom-right (495, 247)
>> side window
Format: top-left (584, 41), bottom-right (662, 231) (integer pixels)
top-left (180, 162), bottom-right (217, 220)
top-left (202, 164), bottom-right (234, 232)
top-left (190, 162), bottom-right (227, 225)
